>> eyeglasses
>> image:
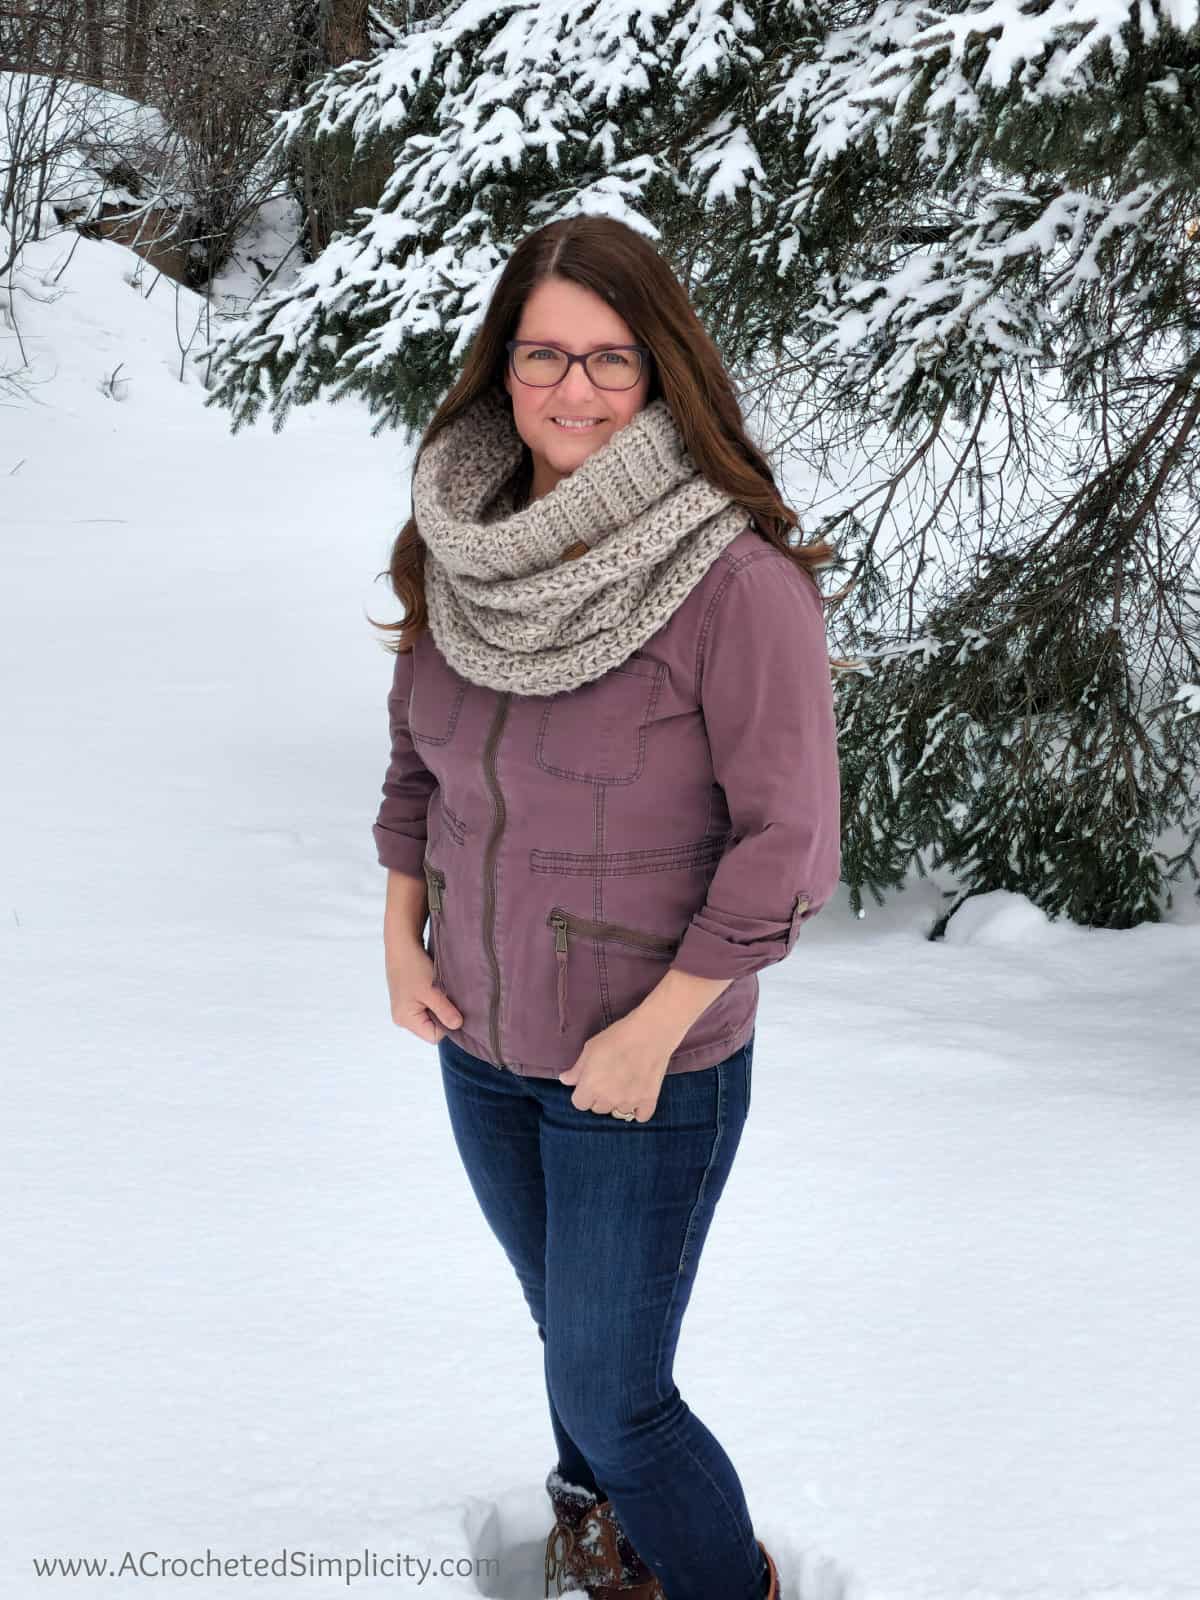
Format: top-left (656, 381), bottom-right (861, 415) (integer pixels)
top-left (505, 339), bottom-right (650, 391)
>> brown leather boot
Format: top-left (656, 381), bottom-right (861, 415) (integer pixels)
top-left (544, 1473), bottom-right (663, 1598)
top-left (758, 1538), bottom-right (780, 1600)
top-left (588, 1520), bottom-right (780, 1600)
top-left (576, 1498), bottom-right (664, 1600)
top-left (544, 1472), bottom-right (600, 1596)
top-left (545, 1472), bottom-right (777, 1599)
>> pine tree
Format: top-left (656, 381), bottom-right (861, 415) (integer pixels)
top-left (201, 0), bottom-right (1200, 928)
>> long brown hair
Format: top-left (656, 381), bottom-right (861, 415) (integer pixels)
top-left (368, 216), bottom-right (837, 653)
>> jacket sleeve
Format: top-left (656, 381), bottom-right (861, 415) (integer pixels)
top-left (372, 644), bottom-right (439, 878)
top-left (669, 552), bottom-right (842, 981)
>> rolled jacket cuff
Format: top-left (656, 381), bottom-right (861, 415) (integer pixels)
top-left (669, 892), bottom-right (813, 980)
top-left (373, 825), bottom-right (428, 878)
top-left (669, 924), bottom-right (783, 981)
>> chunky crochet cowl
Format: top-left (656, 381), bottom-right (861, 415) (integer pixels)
top-left (411, 386), bottom-right (751, 695)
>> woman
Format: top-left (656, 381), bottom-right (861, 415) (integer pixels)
top-left (371, 216), bottom-right (842, 1600)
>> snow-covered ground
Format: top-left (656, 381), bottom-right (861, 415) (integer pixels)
top-left (3, 229), bottom-right (1199, 1600)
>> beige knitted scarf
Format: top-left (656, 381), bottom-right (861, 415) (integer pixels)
top-left (411, 386), bottom-right (751, 695)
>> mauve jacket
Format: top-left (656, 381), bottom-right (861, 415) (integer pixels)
top-left (373, 523), bottom-right (842, 1078)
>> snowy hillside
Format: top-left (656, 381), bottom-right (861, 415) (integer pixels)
top-left (2, 226), bottom-right (1199, 1600)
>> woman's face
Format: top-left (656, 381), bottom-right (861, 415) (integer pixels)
top-left (502, 276), bottom-right (651, 504)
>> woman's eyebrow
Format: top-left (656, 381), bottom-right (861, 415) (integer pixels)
top-left (516, 338), bottom-right (633, 351)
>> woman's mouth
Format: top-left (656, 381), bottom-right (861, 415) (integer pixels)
top-left (551, 417), bottom-right (604, 432)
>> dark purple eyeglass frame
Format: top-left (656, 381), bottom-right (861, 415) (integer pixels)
top-left (504, 338), bottom-right (652, 387)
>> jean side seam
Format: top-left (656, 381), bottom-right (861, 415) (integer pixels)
top-left (651, 1063), bottom-right (761, 1597)
top-left (657, 1401), bottom-right (763, 1600)
top-left (673, 1060), bottom-right (727, 1278)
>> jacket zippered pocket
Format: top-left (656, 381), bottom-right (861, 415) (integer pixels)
top-left (546, 906), bottom-right (678, 1034)
top-left (787, 891), bottom-right (812, 951)
top-left (424, 860), bottom-right (449, 992)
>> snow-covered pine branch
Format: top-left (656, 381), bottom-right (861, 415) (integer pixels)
top-left (197, 0), bottom-right (1200, 929)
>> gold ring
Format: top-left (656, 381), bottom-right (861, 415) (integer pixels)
top-left (610, 1109), bottom-right (637, 1121)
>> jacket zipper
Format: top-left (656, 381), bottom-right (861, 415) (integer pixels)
top-left (423, 861), bottom-right (446, 991)
top-left (482, 694), bottom-right (512, 1066)
top-left (547, 907), bottom-right (678, 1035)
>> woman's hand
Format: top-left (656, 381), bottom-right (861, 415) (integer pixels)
top-left (558, 965), bottom-right (732, 1120)
top-left (557, 1011), bottom-right (679, 1122)
top-left (385, 931), bottom-right (464, 1044)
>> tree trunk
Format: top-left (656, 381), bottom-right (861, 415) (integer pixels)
top-left (83, 0), bottom-right (105, 88)
top-left (321, 0), bottom-right (369, 66)
top-left (287, 0), bottom-right (392, 258)
top-left (122, 0), bottom-right (152, 100)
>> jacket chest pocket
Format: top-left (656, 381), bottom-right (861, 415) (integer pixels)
top-left (410, 659), bottom-right (468, 745)
top-left (535, 654), bottom-right (663, 784)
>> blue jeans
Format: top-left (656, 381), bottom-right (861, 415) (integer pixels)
top-left (437, 1032), bottom-right (768, 1600)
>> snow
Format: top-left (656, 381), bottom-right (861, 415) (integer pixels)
top-left (3, 228), bottom-right (1200, 1600)
top-left (941, 887), bottom-right (1057, 944)
top-left (0, 73), bottom-right (183, 224)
